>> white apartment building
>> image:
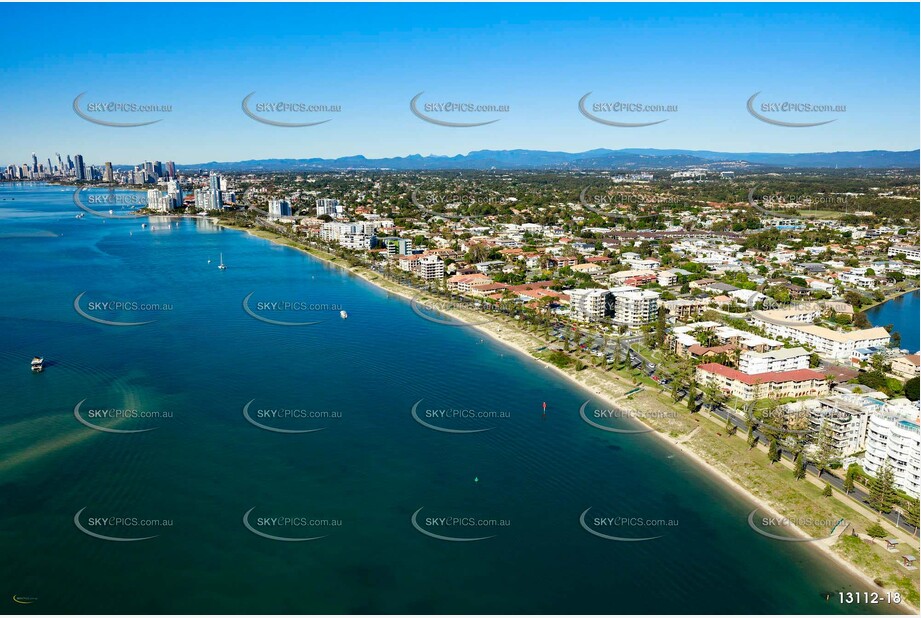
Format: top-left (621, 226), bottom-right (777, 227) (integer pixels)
top-left (862, 403), bottom-right (921, 498)
top-left (418, 255), bottom-right (445, 281)
top-left (839, 271), bottom-right (875, 289)
top-left (805, 395), bottom-right (878, 459)
top-left (750, 309), bottom-right (890, 360)
top-left (888, 244), bottom-right (920, 262)
top-left (738, 347), bottom-right (811, 374)
top-left (567, 289), bottom-right (611, 322)
top-left (146, 180), bottom-right (182, 213)
top-left (609, 286), bottom-right (659, 328)
top-left (340, 233), bottom-right (376, 250)
top-left (319, 221), bottom-right (379, 243)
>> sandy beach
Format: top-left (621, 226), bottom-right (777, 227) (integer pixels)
top-left (230, 222), bottom-right (919, 612)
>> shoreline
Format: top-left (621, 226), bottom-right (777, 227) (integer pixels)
top-left (224, 221), bottom-right (917, 612)
top-left (862, 287), bottom-right (920, 313)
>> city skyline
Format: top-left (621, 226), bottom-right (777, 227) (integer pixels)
top-left (0, 3), bottom-right (918, 164)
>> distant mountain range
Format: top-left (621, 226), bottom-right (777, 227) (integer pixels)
top-left (178, 148), bottom-right (920, 172)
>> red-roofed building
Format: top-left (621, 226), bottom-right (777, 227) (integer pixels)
top-left (695, 363), bottom-right (829, 401)
top-left (447, 273), bottom-right (493, 292)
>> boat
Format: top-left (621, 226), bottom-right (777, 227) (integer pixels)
top-left (218, 253), bottom-right (226, 270)
top-left (340, 310), bottom-right (348, 319)
top-left (31, 356), bottom-right (44, 373)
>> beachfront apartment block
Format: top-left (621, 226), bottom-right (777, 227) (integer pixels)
top-left (609, 287), bottom-right (659, 328)
top-left (418, 255), bottom-right (445, 281)
top-left (146, 180), bottom-right (183, 212)
top-left (738, 347), bottom-right (811, 374)
top-left (862, 404), bottom-right (921, 498)
top-left (567, 288), bottom-right (611, 322)
top-left (750, 309), bottom-right (890, 360)
top-left (888, 244), bottom-right (920, 262)
top-left (804, 395), bottom-right (876, 459)
top-left (694, 363), bottom-right (829, 402)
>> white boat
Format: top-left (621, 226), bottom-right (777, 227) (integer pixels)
top-left (31, 356), bottom-right (44, 373)
top-left (340, 310), bottom-right (348, 319)
top-left (218, 253), bottom-right (226, 270)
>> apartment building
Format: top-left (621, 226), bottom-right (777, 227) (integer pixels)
top-left (862, 404), bottom-right (921, 498)
top-left (738, 347), bottom-right (811, 374)
top-left (695, 363), bottom-right (829, 402)
top-left (609, 287), bottom-right (659, 328)
top-left (750, 309), bottom-right (890, 360)
top-left (418, 255), bottom-right (445, 281)
top-left (567, 288), bottom-right (611, 322)
top-left (888, 244), bottom-right (920, 262)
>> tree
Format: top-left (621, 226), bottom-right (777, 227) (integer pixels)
top-left (813, 423), bottom-right (835, 478)
top-left (653, 306), bottom-right (667, 349)
top-left (822, 483), bottom-right (833, 498)
top-left (746, 423), bottom-right (758, 449)
top-left (868, 462), bottom-right (896, 513)
top-left (866, 520), bottom-right (887, 539)
top-left (793, 450), bottom-right (806, 480)
top-left (768, 439), bottom-right (781, 464)
top-left (844, 290), bottom-right (864, 310)
top-left (890, 331), bottom-right (902, 349)
top-left (853, 312), bottom-right (871, 329)
top-left (904, 497), bottom-right (920, 530)
top-left (843, 468), bottom-right (856, 494)
top-left (905, 377), bottom-right (919, 402)
top-left (686, 381), bottom-right (697, 412)
top-left (724, 414), bottom-right (736, 436)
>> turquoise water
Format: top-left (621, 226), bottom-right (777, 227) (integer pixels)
top-left (865, 289), bottom-right (920, 352)
top-left (0, 183), bottom-right (896, 614)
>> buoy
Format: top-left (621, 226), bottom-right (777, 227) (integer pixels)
top-left (474, 476), bottom-right (479, 484)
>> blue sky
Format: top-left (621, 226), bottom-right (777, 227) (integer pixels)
top-left (0, 2), bottom-right (917, 166)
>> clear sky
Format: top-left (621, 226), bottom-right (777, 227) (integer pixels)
top-left (1, 2), bottom-right (918, 166)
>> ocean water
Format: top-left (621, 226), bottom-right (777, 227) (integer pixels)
top-left (0, 183), bottom-right (896, 614)
top-left (865, 290), bottom-right (920, 353)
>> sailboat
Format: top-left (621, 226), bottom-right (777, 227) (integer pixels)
top-left (218, 253), bottom-right (226, 270)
